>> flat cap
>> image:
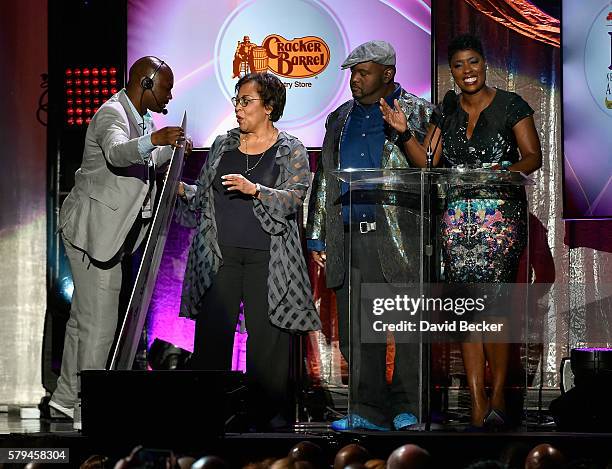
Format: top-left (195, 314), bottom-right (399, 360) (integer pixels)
top-left (341, 40), bottom-right (396, 70)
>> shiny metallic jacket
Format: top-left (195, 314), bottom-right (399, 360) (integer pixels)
top-left (306, 88), bottom-right (434, 289)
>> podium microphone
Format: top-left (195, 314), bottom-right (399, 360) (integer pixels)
top-left (426, 90), bottom-right (457, 168)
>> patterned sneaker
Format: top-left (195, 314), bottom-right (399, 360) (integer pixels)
top-left (393, 412), bottom-right (418, 430)
top-left (331, 414), bottom-right (390, 431)
top-left (49, 400), bottom-right (74, 420)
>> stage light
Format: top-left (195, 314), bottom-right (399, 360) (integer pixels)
top-left (64, 64), bottom-right (121, 126)
top-left (59, 276), bottom-right (74, 302)
top-left (148, 338), bottom-right (191, 370)
top-left (76, 117), bottom-right (83, 125)
top-left (85, 117), bottom-right (91, 125)
top-left (571, 348), bottom-right (612, 381)
top-left (67, 117), bottom-right (74, 126)
top-left (550, 347), bottom-right (612, 431)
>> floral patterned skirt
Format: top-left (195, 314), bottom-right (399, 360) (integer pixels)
top-left (441, 186), bottom-right (527, 283)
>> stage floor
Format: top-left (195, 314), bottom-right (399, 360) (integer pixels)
top-left (3, 411), bottom-right (612, 468)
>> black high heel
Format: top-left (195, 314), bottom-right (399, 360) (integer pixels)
top-left (483, 408), bottom-right (507, 430)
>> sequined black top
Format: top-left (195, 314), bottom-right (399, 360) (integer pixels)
top-left (432, 88), bottom-right (534, 168)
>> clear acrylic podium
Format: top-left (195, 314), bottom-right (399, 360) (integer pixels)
top-left (332, 168), bottom-right (533, 431)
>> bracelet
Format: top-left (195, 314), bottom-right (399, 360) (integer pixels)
top-left (397, 127), bottom-right (413, 144)
top-left (253, 183), bottom-right (261, 199)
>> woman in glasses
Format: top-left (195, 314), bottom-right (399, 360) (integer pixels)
top-left (176, 72), bottom-right (320, 429)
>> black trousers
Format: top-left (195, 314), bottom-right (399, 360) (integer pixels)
top-left (191, 245), bottom-right (290, 424)
top-left (335, 228), bottom-right (420, 426)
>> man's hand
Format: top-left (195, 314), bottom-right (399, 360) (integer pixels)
top-left (151, 126), bottom-right (185, 148)
top-left (311, 250), bottom-right (326, 268)
top-left (379, 98), bottom-right (407, 133)
top-left (177, 181), bottom-right (186, 198)
top-left (185, 135), bottom-right (193, 156)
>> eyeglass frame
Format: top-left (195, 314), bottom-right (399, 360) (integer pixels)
top-left (231, 96), bottom-right (264, 108)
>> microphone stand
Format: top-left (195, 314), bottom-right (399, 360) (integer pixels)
top-left (422, 136), bottom-right (435, 431)
top-left (422, 112), bottom-right (446, 431)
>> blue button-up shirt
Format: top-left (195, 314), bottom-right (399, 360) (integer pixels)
top-left (340, 83), bottom-right (402, 224)
top-left (307, 84), bottom-right (402, 252)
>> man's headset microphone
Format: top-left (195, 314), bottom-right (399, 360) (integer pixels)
top-left (138, 57), bottom-right (186, 151)
top-left (140, 57), bottom-right (168, 116)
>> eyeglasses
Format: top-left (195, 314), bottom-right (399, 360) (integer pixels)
top-left (231, 96), bottom-right (263, 108)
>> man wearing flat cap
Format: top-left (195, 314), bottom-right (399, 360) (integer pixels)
top-left (306, 40), bottom-right (433, 430)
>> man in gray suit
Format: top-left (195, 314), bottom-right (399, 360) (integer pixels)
top-left (49, 56), bottom-right (187, 427)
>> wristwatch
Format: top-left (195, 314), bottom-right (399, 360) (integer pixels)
top-left (253, 183), bottom-right (261, 198)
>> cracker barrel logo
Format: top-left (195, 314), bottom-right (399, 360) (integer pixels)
top-left (232, 34), bottom-right (330, 79)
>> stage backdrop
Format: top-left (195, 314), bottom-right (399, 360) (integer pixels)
top-left (562, 0), bottom-right (612, 219)
top-left (128, 0), bottom-right (432, 366)
top-left (127, 0), bottom-right (432, 148)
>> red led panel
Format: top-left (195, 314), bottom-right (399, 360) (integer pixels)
top-left (65, 64), bottom-right (120, 126)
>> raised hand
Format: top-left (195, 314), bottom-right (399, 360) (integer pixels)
top-left (379, 98), bottom-right (407, 133)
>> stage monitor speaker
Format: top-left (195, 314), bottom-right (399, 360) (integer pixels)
top-left (80, 370), bottom-right (246, 443)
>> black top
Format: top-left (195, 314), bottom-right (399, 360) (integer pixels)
top-left (432, 88), bottom-right (534, 168)
top-left (213, 146), bottom-right (280, 250)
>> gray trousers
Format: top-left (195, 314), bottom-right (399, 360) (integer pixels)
top-left (51, 236), bottom-right (123, 407)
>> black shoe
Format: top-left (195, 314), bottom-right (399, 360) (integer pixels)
top-left (483, 409), bottom-right (507, 430)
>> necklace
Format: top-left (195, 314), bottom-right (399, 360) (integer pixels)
top-left (245, 150), bottom-right (265, 175)
top-left (242, 130), bottom-right (277, 175)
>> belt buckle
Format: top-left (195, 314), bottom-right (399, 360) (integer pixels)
top-left (359, 221), bottom-right (375, 233)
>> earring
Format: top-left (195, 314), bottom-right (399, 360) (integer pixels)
top-left (267, 114), bottom-right (272, 120)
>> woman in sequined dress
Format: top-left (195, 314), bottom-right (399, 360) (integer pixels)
top-left (381, 34), bottom-right (542, 428)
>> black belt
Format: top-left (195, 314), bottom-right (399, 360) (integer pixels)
top-left (343, 221), bottom-right (377, 233)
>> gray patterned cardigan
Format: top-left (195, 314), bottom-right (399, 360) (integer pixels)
top-left (176, 128), bottom-right (321, 332)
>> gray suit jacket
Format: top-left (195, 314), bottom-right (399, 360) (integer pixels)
top-left (59, 91), bottom-right (172, 263)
